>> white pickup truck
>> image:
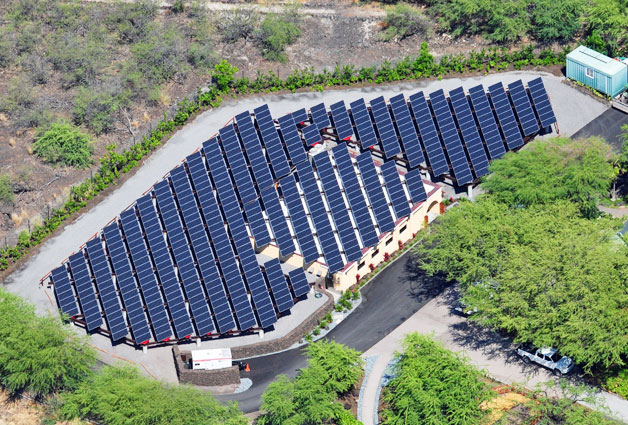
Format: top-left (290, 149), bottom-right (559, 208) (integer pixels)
top-left (516, 345), bottom-right (574, 377)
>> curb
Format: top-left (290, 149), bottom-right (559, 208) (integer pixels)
top-left (357, 356), bottom-right (377, 423)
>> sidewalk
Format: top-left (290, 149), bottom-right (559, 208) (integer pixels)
top-left (359, 287), bottom-right (628, 425)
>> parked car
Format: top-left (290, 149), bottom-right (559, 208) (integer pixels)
top-left (453, 299), bottom-right (477, 317)
top-left (516, 345), bottom-right (574, 377)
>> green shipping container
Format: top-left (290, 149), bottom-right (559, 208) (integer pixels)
top-left (566, 45), bottom-right (627, 97)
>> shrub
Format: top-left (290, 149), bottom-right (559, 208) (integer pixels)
top-left (130, 25), bottom-right (188, 85)
top-left (171, 0), bottom-right (185, 14)
top-left (47, 32), bottom-right (106, 87)
top-left (61, 365), bottom-right (247, 424)
top-left (213, 59), bottom-right (239, 92)
top-left (73, 84), bottom-right (131, 135)
top-left (22, 53), bottom-right (53, 84)
top-left (256, 12), bottom-right (301, 62)
top-left (106, 0), bottom-right (158, 43)
top-left (220, 8), bottom-right (260, 43)
top-left (380, 3), bottom-right (429, 41)
top-left (34, 122), bottom-right (93, 168)
top-left (187, 42), bottom-right (217, 70)
top-left (0, 75), bottom-right (34, 114)
top-left (0, 175), bottom-right (14, 207)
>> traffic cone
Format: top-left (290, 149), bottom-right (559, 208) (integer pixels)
top-left (245, 363), bottom-right (250, 372)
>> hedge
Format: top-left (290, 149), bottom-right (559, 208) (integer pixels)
top-left (0, 43), bottom-right (567, 272)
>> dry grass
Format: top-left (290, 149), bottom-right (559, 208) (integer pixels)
top-left (0, 390), bottom-right (83, 425)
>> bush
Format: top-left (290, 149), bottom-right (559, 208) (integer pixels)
top-left (256, 12), bottom-right (301, 62)
top-left (106, 0), bottom-right (158, 43)
top-left (22, 52), bottom-right (53, 84)
top-left (220, 8), bottom-right (260, 43)
top-left (0, 75), bottom-right (34, 114)
top-left (73, 84), bottom-right (131, 135)
top-left (130, 25), bottom-right (188, 85)
top-left (34, 122), bottom-right (93, 168)
top-left (380, 3), bottom-right (428, 41)
top-left (0, 175), bottom-right (14, 207)
top-left (0, 288), bottom-right (96, 397)
top-left (47, 31), bottom-right (106, 87)
top-left (187, 42), bottom-right (217, 70)
top-left (61, 365), bottom-right (247, 424)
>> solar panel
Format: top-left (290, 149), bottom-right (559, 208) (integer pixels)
top-left (349, 98), bottom-right (377, 148)
top-left (171, 165), bottom-right (235, 333)
top-left (332, 144), bottom-right (379, 248)
top-left (310, 102), bottom-right (331, 130)
top-left (254, 104), bottom-right (291, 179)
top-left (136, 194), bottom-right (194, 339)
top-left (235, 111), bottom-right (274, 191)
top-left (260, 186), bottom-right (296, 257)
top-left (50, 265), bottom-right (80, 317)
top-left (277, 114), bottom-right (307, 166)
top-left (185, 153), bottom-right (256, 331)
top-left (279, 174), bottom-right (320, 263)
top-left (68, 252), bottom-right (103, 331)
top-left (380, 161), bottom-right (411, 219)
top-left (370, 96), bottom-right (403, 158)
top-left (330, 100), bottom-right (354, 141)
top-left (102, 222), bottom-right (152, 344)
top-left (313, 153), bottom-right (363, 262)
top-left (85, 238), bottom-right (128, 341)
top-left (429, 89), bottom-right (474, 185)
top-left (508, 80), bottom-right (539, 136)
top-left (154, 179), bottom-right (215, 336)
top-left (408, 92), bottom-right (449, 176)
top-left (448, 87), bottom-right (490, 178)
top-left (287, 267), bottom-right (310, 298)
top-left (263, 258), bottom-right (294, 313)
top-left (488, 82), bottom-right (523, 150)
top-left (527, 77), bottom-right (557, 129)
top-left (291, 108), bottom-right (308, 125)
top-left (302, 124), bottom-right (322, 146)
top-left (404, 169), bottom-right (427, 204)
top-left (355, 152), bottom-right (395, 233)
top-left (201, 142), bottom-right (277, 329)
top-left (389, 93), bottom-right (425, 168)
top-left (468, 85), bottom-right (507, 160)
top-left (296, 161), bottom-right (345, 273)
top-left (119, 208), bottom-right (173, 342)
top-left (214, 131), bottom-right (271, 246)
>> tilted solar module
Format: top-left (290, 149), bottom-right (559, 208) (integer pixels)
top-left (488, 82), bottom-right (523, 150)
top-left (331, 144), bottom-right (379, 248)
top-left (183, 156), bottom-right (247, 332)
top-left (85, 238), bottom-right (129, 341)
top-left (136, 194), bottom-right (194, 339)
top-left (254, 104), bottom-right (291, 179)
top-left (429, 89), bottom-right (474, 185)
top-left (263, 258), bottom-right (294, 313)
top-left (349, 98), bottom-right (378, 148)
top-left (468, 85), bottom-right (506, 160)
top-left (235, 111), bottom-right (274, 191)
top-left (508, 80), bottom-right (539, 136)
top-left (389, 93), bottom-right (425, 168)
top-left (380, 161), bottom-right (411, 219)
top-left (260, 186), bottom-right (296, 257)
top-left (119, 208), bottom-right (173, 342)
top-left (330, 100), bottom-right (354, 141)
top-left (279, 174), bottom-right (320, 263)
top-left (302, 124), bottom-right (322, 146)
top-left (448, 87), bottom-right (490, 178)
top-left (408, 92), bottom-right (449, 176)
top-left (355, 152), bottom-right (395, 233)
top-left (527, 77), bottom-right (557, 129)
top-left (102, 222), bottom-right (152, 344)
top-left (291, 108), bottom-right (308, 125)
top-left (310, 102), bottom-right (331, 130)
top-left (202, 141), bottom-right (277, 329)
top-left (296, 161), bottom-right (345, 273)
top-left (313, 153), bottom-right (363, 262)
top-left (68, 252), bottom-right (103, 331)
top-left (50, 265), bottom-right (80, 317)
top-left (154, 179), bottom-right (215, 336)
top-left (186, 153), bottom-right (255, 330)
top-left (370, 96), bottom-right (402, 158)
top-left (404, 169), bottom-right (427, 204)
top-left (287, 267), bottom-right (310, 298)
top-left (277, 114), bottom-right (307, 166)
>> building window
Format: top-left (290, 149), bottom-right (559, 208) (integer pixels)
top-left (358, 261), bottom-right (365, 270)
top-left (400, 225), bottom-right (407, 233)
top-left (372, 249), bottom-right (379, 258)
top-left (585, 67), bottom-right (594, 78)
top-left (386, 237), bottom-right (393, 246)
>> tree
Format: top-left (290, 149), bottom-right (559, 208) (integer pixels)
top-left (33, 121), bottom-right (93, 168)
top-left (382, 333), bottom-right (492, 425)
top-left (482, 137), bottom-right (615, 217)
top-left (531, 0), bottom-right (585, 42)
top-left (305, 339), bottom-right (363, 394)
top-left (61, 365), bottom-right (248, 425)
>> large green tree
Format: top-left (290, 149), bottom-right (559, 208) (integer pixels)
top-left (382, 333), bottom-right (492, 425)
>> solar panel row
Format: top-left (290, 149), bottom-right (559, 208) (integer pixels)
top-left (310, 103), bottom-right (331, 131)
top-left (380, 161), bottom-right (411, 220)
top-left (389, 93), bottom-right (425, 168)
top-left (330, 100), bottom-right (354, 141)
top-left (370, 96), bottom-right (403, 158)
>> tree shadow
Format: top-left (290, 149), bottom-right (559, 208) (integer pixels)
top-left (403, 254), bottom-right (452, 301)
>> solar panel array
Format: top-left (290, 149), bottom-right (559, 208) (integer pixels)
top-left (49, 78), bottom-right (556, 346)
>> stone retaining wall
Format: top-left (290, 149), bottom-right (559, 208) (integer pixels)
top-left (173, 345), bottom-right (241, 386)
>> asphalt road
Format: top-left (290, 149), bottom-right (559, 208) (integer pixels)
top-left (571, 108), bottom-right (628, 150)
top-left (218, 249), bottom-right (449, 412)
